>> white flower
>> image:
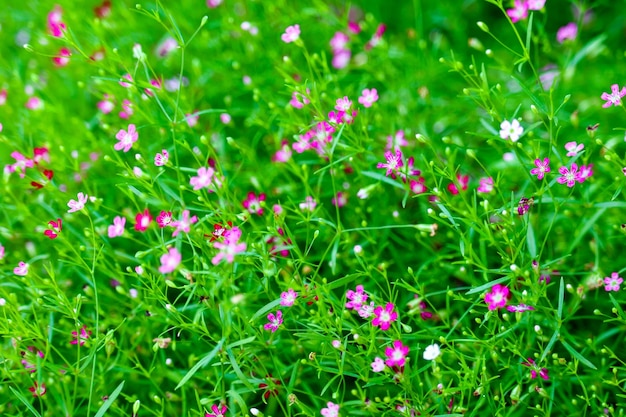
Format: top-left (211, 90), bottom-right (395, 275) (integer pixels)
top-left (499, 119), bottom-right (524, 142)
top-left (423, 343), bottom-right (441, 361)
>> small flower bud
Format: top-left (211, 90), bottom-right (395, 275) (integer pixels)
top-left (477, 21), bottom-right (489, 32)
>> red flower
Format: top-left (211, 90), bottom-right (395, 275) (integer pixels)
top-left (44, 218), bottom-right (62, 239)
top-left (134, 209), bottom-right (152, 232)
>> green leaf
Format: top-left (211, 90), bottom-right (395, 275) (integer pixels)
top-left (466, 276), bottom-right (508, 295)
top-left (557, 277), bottom-right (564, 321)
top-left (561, 340), bottom-right (597, 370)
top-left (226, 348), bottom-right (256, 391)
top-left (248, 299), bottom-right (282, 323)
top-left (9, 387), bottom-right (42, 417)
top-left (540, 330), bottom-right (559, 363)
top-left (176, 338), bottom-right (224, 390)
top-left (94, 381), bottom-right (125, 417)
top-left (526, 220), bottom-right (536, 259)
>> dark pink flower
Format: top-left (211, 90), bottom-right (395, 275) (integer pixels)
top-left (372, 302), bottom-right (398, 330)
top-left (484, 284), bottom-right (510, 310)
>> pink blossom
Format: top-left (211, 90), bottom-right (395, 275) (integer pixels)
top-left (14, 261), bottom-right (29, 276)
top-left (272, 140), bottom-right (292, 163)
top-left (527, 0), bottom-right (546, 10)
top-left (557, 22), bottom-right (578, 43)
top-left (97, 95), bottom-right (115, 114)
top-left (243, 191), bottom-right (266, 215)
top-left (263, 310), bottom-right (283, 332)
top-left (384, 340), bottom-right (409, 367)
top-left (358, 88), bottom-right (378, 108)
top-left (604, 272), bottom-right (623, 292)
top-left (156, 211), bottom-right (173, 228)
top-left (299, 196), bottom-right (317, 212)
top-left (67, 192), bottom-right (88, 213)
top-left (47, 5), bottom-right (66, 37)
top-left (335, 96), bottom-right (352, 112)
top-left (578, 164), bottom-right (593, 183)
top-left (506, 304), bottom-right (535, 313)
top-left (358, 301), bottom-right (375, 318)
top-left (205, 404), bottom-right (227, 417)
top-left (557, 163), bottom-right (581, 187)
top-left (0, 244), bottom-right (5, 260)
top-left (377, 149), bottom-right (404, 179)
top-left (29, 382), bottom-right (47, 398)
top-left (507, 0), bottom-right (528, 23)
top-left (119, 99), bottom-right (133, 119)
top-left (530, 158), bottom-right (550, 180)
top-left (52, 47), bottom-right (71, 67)
top-left (365, 24), bottom-right (386, 50)
top-left (25, 97), bottom-right (43, 110)
top-left (330, 32), bottom-right (349, 52)
top-left (372, 302), bottom-right (398, 331)
top-left (522, 358), bottom-right (549, 380)
top-left (114, 124), bottom-right (138, 152)
top-left (371, 357), bottom-right (385, 372)
top-left (410, 177), bottom-right (427, 194)
top-left (6, 151), bottom-right (34, 178)
top-left (332, 49), bottom-right (351, 69)
top-left (280, 289), bottom-right (298, 307)
top-left (159, 247), bottom-right (181, 274)
top-left (119, 73), bottom-right (133, 88)
top-left (156, 37), bottom-right (178, 57)
top-left (220, 113), bottom-right (231, 124)
top-left (331, 191), bottom-right (348, 207)
top-left (281, 24), bottom-right (300, 43)
top-left (601, 84), bottom-right (626, 108)
top-left (477, 177), bottom-right (494, 193)
top-left (206, 0), bottom-right (223, 7)
top-left (484, 284), bottom-right (510, 310)
top-left (321, 401), bottom-right (340, 417)
top-left (290, 90), bottom-right (310, 109)
top-left (190, 166), bottom-right (216, 190)
top-left (346, 285), bottom-right (368, 310)
top-left (386, 130), bottom-right (408, 151)
top-left (108, 216), bottom-right (126, 238)
top-left (565, 141), bottom-right (584, 157)
top-left (154, 149), bottom-right (169, 166)
top-left (171, 210), bottom-right (198, 237)
top-left (0, 89), bottom-right (6, 106)
top-left (44, 218), bottom-right (62, 239)
top-left (212, 226), bottom-right (246, 265)
top-left (70, 325), bottom-right (92, 346)
top-left (447, 174), bottom-right (469, 195)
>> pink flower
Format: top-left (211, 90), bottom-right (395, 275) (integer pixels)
top-left (346, 285), bottom-right (368, 310)
top-left (156, 37), bottom-right (178, 57)
top-left (604, 272), bottom-right (623, 292)
top-left (371, 357), bottom-right (386, 372)
top-left (14, 261), bottom-right (29, 276)
top-left (331, 191), bottom-right (348, 207)
top-left (506, 304), bottom-right (535, 313)
top-left (108, 216), bottom-right (126, 238)
top-left (372, 302), bottom-right (398, 331)
top-left (29, 382), bottom-right (47, 398)
top-left (332, 49), bottom-right (351, 69)
top-left (280, 289), bottom-right (298, 307)
top-left (272, 140), bottom-right (292, 163)
top-left (410, 177), bottom-right (427, 194)
top-left (264, 310), bottom-right (283, 332)
top-left (290, 90), bottom-right (310, 109)
top-left (220, 113), bottom-right (231, 124)
top-left (0, 244), bottom-right (5, 260)
top-left (321, 401), bottom-right (340, 417)
top-left (518, 196), bottom-right (533, 216)
top-left (358, 88), bottom-right (379, 108)
top-left (159, 247), bottom-right (181, 274)
top-left (47, 5), bottom-right (66, 37)
top-left (365, 24), bottom-right (386, 50)
top-left (335, 96), bottom-right (352, 112)
top-left (154, 149), bottom-right (169, 166)
top-left (578, 164), bottom-right (593, 183)
top-left (7, 151), bottom-right (34, 178)
top-left (386, 130), bottom-right (408, 151)
top-left (67, 192), bottom-right (89, 213)
top-left (526, 0), bottom-right (545, 9)
top-left (205, 404), bottom-right (227, 417)
top-left (447, 174), bottom-right (469, 195)
top-left (384, 340), bottom-right (409, 367)
top-left (156, 211), bottom-right (173, 228)
top-left (243, 192), bottom-right (266, 215)
top-left (44, 218), bottom-right (62, 239)
top-left (114, 124), bottom-right (138, 152)
top-left (52, 47), bottom-right (71, 67)
top-left (171, 210), bottom-right (198, 237)
top-left (565, 141), bottom-right (584, 157)
top-left (281, 24), bottom-right (300, 43)
top-left (190, 166), bottom-right (216, 191)
top-left (477, 177), bottom-right (494, 193)
top-left (97, 95), bottom-right (115, 114)
top-left (530, 158), bottom-right (550, 180)
top-left (377, 149), bottom-right (404, 179)
top-left (484, 284), bottom-right (510, 310)
top-left (119, 99), bottom-right (133, 119)
top-left (119, 73), bottom-right (133, 88)
top-left (71, 325), bottom-right (92, 346)
top-left (507, 0), bottom-right (528, 23)
top-left (206, 0), bottom-right (223, 8)
top-left (134, 209), bottom-right (152, 232)
top-left (601, 84), bottom-right (626, 108)
top-left (25, 97), bottom-right (44, 110)
top-left (557, 22), bottom-right (578, 43)
top-left (557, 163), bottom-right (581, 187)
top-left (299, 196), bottom-right (317, 212)
top-left (330, 32), bottom-right (349, 52)
top-left (212, 226), bottom-right (247, 265)
top-left (522, 358), bottom-right (549, 380)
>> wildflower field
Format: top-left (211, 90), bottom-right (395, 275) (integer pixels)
top-left (2, 0), bottom-right (626, 416)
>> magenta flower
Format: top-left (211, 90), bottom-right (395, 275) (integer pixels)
top-left (557, 163), bottom-right (581, 187)
top-left (557, 22), bottom-right (578, 43)
top-left (372, 302), bottom-right (398, 331)
top-left (6, 151), bottom-right (34, 178)
top-left (29, 382), bottom-right (47, 398)
top-left (264, 310), bottom-right (283, 332)
top-left (156, 211), bottom-right (173, 228)
top-left (358, 88), bottom-right (379, 108)
top-left (506, 304), bottom-right (535, 313)
top-left (171, 210), bottom-right (198, 237)
top-left (601, 84), bottom-right (626, 108)
top-left (281, 24), bottom-right (300, 43)
top-left (205, 404), bottom-right (227, 417)
top-left (0, 244), bottom-right (5, 260)
top-left (134, 209), bottom-right (152, 232)
top-left (384, 340), bottom-right (409, 367)
top-left (321, 401), bottom-right (340, 417)
top-left (346, 285), bottom-right (368, 310)
top-left (335, 96), bottom-right (352, 112)
top-left (44, 218), bottom-right (62, 239)
top-left (159, 247), bottom-right (181, 274)
top-left (71, 325), bottom-right (92, 346)
top-left (108, 216), bottom-right (126, 238)
top-left (522, 358), bottom-right (549, 380)
top-left (484, 284), bottom-right (510, 310)
top-left (14, 261), bottom-right (29, 276)
top-left (377, 149), bottom-right (404, 179)
top-left (114, 124), bottom-right (138, 152)
top-left (477, 177), bottom-right (494, 193)
top-left (67, 192), bottom-right (89, 213)
top-left (243, 191), bottom-right (266, 215)
top-left (447, 173), bottom-right (469, 195)
top-left (212, 226), bottom-right (246, 265)
top-left (578, 164), bottom-right (593, 183)
top-left (604, 272), bottom-right (623, 292)
top-left (507, 0), bottom-right (528, 23)
top-left (530, 158), bottom-right (550, 180)
top-left (527, 0), bottom-right (546, 10)
top-left (518, 196), bottom-right (533, 215)
top-left (280, 289), bottom-right (298, 307)
top-left (97, 95), bottom-right (114, 114)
